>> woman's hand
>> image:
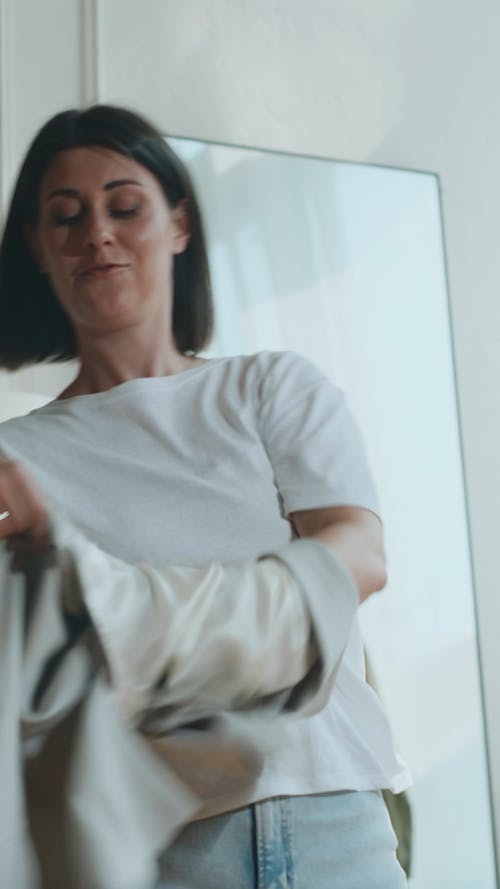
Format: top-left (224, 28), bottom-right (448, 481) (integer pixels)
top-left (0, 456), bottom-right (51, 548)
top-left (290, 505), bottom-right (387, 604)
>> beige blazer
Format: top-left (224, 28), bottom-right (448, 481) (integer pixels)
top-left (0, 516), bottom-right (357, 889)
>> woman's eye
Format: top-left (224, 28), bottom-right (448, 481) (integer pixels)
top-left (111, 205), bottom-right (140, 218)
top-left (50, 202), bottom-right (140, 226)
top-left (53, 212), bottom-right (81, 226)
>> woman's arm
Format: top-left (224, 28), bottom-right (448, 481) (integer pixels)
top-left (291, 505), bottom-right (387, 603)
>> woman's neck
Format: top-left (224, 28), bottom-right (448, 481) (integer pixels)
top-left (57, 327), bottom-right (204, 399)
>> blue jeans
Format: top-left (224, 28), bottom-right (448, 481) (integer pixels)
top-left (157, 790), bottom-right (408, 888)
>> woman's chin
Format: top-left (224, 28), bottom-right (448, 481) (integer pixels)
top-left (73, 293), bottom-right (143, 333)
top-left (77, 282), bottom-right (136, 313)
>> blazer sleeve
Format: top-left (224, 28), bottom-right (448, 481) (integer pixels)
top-left (51, 514), bottom-right (357, 726)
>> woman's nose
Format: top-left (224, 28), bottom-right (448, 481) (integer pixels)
top-left (82, 211), bottom-right (114, 248)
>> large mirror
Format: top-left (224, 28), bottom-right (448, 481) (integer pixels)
top-left (169, 137), bottom-right (496, 888)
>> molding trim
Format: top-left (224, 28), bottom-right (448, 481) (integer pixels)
top-left (79, 0), bottom-right (101, 105)
top-left (0, 0), bottom-right (13, 217)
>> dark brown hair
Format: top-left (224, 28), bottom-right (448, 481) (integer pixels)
top-left (0, 105), bottom-right (213, 368)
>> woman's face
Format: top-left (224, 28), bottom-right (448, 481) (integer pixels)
top-left (28, 146), bottom-right (190, 337)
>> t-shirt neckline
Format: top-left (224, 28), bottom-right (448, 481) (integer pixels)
top-left (31, 356), bottom-right (229, 413)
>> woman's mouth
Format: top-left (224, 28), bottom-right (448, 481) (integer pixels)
top-left (79, 263), bottom-right (128, 278)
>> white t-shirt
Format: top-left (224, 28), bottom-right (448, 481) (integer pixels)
top-left (0, 350), bottom-right (410, 814)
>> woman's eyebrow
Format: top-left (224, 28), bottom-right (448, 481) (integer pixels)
top-left (46, 179), bottom-right (144, 201)
top-left (46, 188), bottom-right (80, 201)
top-left (103, 178), bottom-right (143, 191)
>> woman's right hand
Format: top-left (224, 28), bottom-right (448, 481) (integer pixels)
top-left (0, 456), bottom-right (51, 548)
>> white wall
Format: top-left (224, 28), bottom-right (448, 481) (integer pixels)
top-left (2, 0), bottom-right (500, 870)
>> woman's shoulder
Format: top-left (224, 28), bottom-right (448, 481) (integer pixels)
top-left (0, 392), bottom-right (74, 447)
top-left (218, 349), bottom-right (323, 379)
top-left (0, 410), bottom-right (44, 461)
top-left (212, 351), bottom-right (344, 420)
top-left (234, 349), bottom-right (338, 394)
top-left (207, 349), bottom-right (319, 389)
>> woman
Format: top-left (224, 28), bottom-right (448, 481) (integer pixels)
top-left (0, 105), bottom-right (409, 887)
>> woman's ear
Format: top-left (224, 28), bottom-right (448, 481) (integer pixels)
top-left (23, 223), bottom-right (47, 273)
top-left (171, 199), bottom-right (191, 255)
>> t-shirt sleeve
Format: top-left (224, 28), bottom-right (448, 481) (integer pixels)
top-left (256, 351), bottom-right (380, 517)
